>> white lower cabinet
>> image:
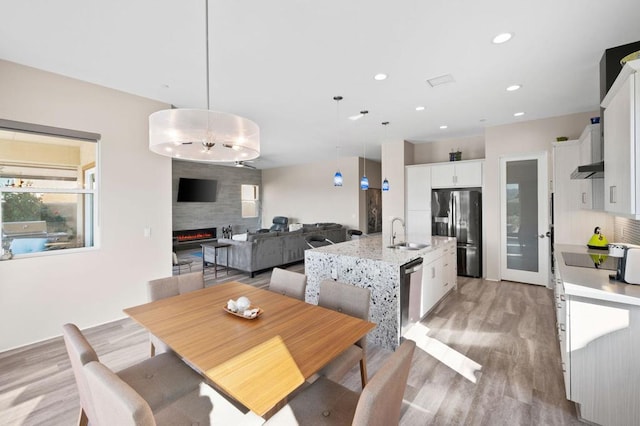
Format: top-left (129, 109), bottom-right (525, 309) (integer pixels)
top-left (420, 242), bottom-right (457, 317)
top-left (443, 242), bottom-right (457, 290)
top-left (421, 255), bottom-right (443, 317)
top-left (554, 268), bottom-right (571, 400)
top-left (554, 254), bottom-right (640, 426)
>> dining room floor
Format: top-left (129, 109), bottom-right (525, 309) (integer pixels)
top-left (0, 263), bottom-right (583, 425)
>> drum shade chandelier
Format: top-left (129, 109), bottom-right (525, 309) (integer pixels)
top-left (149, 0), bottom-right (260, 163)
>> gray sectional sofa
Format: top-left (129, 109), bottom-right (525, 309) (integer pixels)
top-left (206, 223), bottom-right (346, 277)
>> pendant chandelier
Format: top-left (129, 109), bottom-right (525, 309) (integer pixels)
top-left (148, 0), bottom-right (260, 163)
top-left (381, 121), bottom-right (390, 191)
top-left (359, 110), bottom-right (369, 190)
top-left (333, 96), bottom-right (343, 186)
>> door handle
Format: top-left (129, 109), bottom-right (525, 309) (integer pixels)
top-left (610, 185), bottom-right (617, 204)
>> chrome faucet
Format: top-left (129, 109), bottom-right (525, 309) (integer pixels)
top-left (390, 217), bottom-right (405, 246)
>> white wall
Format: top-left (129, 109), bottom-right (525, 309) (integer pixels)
top-left (484, 111), bottom-right (597, 281)
top-left (262, 156), bottom-right (367, 230)
top-left (381, 140), bottom-right (411, 244)
top-left (412, 135), bottom-right (485, 164)
top-left (0, 60), bottom-right (171, 351)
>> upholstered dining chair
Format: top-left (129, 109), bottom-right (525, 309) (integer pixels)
top-left (317, 279), bottom-right (371, 389)
top-left (268, 267), bottom-right (307, 301)
top-left (83, 360), bottom-right (264, 426)
top-left (147, 271), bottom-right (204, 356)
top-left (62, 323), bottom-right (202, 426)
top-left (265, 340), bottom-right (416, 425)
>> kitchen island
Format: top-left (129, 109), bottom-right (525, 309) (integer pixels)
top-left (304, 235), bottom-right (456, 350)
top-left (554, 243), bottom-right (640, 426)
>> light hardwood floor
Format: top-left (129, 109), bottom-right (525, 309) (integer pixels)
top-left (0, 256), bottom-right (583, 425)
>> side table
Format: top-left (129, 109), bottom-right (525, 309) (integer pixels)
top-left (201, 242), bottom-right (231, 278)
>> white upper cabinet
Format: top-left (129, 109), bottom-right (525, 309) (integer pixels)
top-left (405, 165), bottom-right (432, 241)
top-left (406, 165), bottom-right (430, 210)
top-left (602, 59), bottom-right (640, 218)
top-left (430, 160), bottom-right (483, 188)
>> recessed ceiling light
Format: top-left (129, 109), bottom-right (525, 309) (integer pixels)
top-left (492, 33), bottom-right (513, 44)
top-left (374, 73), bottom-right (388, 81)
top-left (416, 106), bottom-right (425, 111)
top-left (506, 84), bottom-right (521, 91)
top-left (514, 112), bottom-right (525, 117)
top-left (440, 125), bottom-right (448, 129)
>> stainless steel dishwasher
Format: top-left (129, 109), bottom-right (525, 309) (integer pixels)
top-left (400, 257), bottom-right (424, 335)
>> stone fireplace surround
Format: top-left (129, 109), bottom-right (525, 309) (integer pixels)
top-left (172, 160), bottom-right (262, 247)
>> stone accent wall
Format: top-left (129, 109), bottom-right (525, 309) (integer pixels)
top-left (172, 160), bottom-right (262, 235)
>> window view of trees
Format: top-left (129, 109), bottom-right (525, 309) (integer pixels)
top-left (0, 128), bottom-right (97, 256)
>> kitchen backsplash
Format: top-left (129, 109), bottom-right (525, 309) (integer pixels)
top-left (614, 217), bottom-right (640, 245)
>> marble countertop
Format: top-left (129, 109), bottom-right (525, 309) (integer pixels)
top-left (308, 235), bottom-right (456, 266)
top-left (555, 243), bottom-right (640, 306)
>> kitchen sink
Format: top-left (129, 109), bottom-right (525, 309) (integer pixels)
top-left (387, 242), bottom-right (429, 251)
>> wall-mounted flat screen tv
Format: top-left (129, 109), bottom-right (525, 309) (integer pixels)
top-left (177, 177), bottom-right (217, 202)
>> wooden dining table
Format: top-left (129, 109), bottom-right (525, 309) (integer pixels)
top-left (124, 281), bottom-right (375, 418)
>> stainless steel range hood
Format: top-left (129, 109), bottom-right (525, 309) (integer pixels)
top-left (570, 161), bottom-right (604, 179)
top-left (570, 123), bottom-right (604, 180)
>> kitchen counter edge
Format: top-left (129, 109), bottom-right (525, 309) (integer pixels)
top-left (555, 243), bottom-right (640, 306)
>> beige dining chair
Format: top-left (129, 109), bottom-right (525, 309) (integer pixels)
top-left (265, 340), bottom-right (416, 425)
top-left (268, 267), bottom-right (307, 301)
top-left (83, 360), bottom-right (264, 426)
top-left (147, 271), bottom-right (204, 356)
top-left (62, 323), bottom-right (202, 426)
top-left (317, 279), bottom-right (371, 388)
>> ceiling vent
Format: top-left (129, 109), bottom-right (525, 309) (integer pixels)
top-left (426, 74), bottom-right (455, 87)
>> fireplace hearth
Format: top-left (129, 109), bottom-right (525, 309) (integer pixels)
top-left (173, 227), bottom-right (217, 248)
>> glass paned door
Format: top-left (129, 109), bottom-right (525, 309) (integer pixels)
top-left (500, 153), bottom-right (549, 286)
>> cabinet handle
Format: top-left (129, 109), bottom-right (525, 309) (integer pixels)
top-left (557, 303), bottom-right (562, 309)
top-left (561, 361), bottom-right (566, 372)
top-left (559, 324), bottom-right (566, 332)
top-left (610, 185), bottom-right (617, 204)
top-left (560, 294), bottom-right (565, 301)
top-left (453, 175), bottom-right (457, 184)
top-left (581, 192), bottom-right (586, 204)
top-left (444, 281), bottom-right (449, 287)
top-left (432, 267), bottom-right (435, 279)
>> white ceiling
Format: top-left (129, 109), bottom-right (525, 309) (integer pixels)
top-left (1, 0), bottom-right (639, 169)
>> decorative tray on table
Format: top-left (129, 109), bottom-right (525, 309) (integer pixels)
top-left (223, 306), bottom-right (263, 319)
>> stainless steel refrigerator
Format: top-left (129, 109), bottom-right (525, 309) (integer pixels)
top-left (432, 189), bottom-right (482, 278)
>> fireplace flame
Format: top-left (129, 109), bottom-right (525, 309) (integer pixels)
top-left (177, 232), bottom-right (214, 242)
